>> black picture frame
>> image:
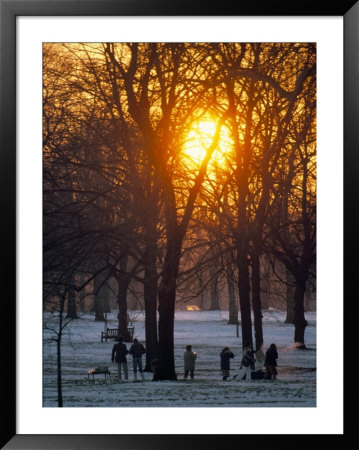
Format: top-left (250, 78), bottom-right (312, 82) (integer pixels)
top-left (1, 0), bottom-right (357, 448)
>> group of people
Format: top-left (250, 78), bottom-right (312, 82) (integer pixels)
top-left (111, 336), bottom-right (278, 382)
top-left (111, 337), bottom-right (146, 380)
top-left (184, 342), bottom-right (278, 381)
top-left (222, 342), bottom-right (278, 381)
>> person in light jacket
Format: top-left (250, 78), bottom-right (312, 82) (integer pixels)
top-left (234, 342), bottom-right (255, 381)
top-left (183, 344), bottom-right (197, 379)
top-left (251, 347), bottom-right (266, 380)
top-left (254, 348), bottom-right (265, 372)
top-left (220, 347), bottom-right (234, 380)
top-left (129, 338), bottom-right (146, 381)
top-left (111, 336), bottom-right (129, 380)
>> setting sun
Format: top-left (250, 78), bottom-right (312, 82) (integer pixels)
top-left (182, 118), bottom-right (232, 168)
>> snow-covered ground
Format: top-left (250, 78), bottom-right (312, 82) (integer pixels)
top-left (43, 309), bottom-right (316, 407)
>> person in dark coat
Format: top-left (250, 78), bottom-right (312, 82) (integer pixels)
top-left (220, 347), bottom-right (234, 380)
top-left (111, 336), bottom-right (129, 380)
top-left (129, 338), bottom-right (146, 380)
top-left (183, 344), bottom-right (197, 380)
top-left (264, 343), bottom-right (278, 380)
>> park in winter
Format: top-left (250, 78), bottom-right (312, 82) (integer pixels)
top-left (43, 42), bottom-right (316, 408)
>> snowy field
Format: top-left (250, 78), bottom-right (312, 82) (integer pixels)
top-left (43, 309), bottom-right (316, 407)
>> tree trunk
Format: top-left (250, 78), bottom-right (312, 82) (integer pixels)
top-left (117, 277), bottom-right (132, 342)
top-left (285, 269), bottom-right (296, 324)
top-left (56, 336), bottom-right (63, 407)
top-left (227, 269), bottom-right (239, 325)
top-left (209, 266), bottom-right (220, 310)
top-left (156, 240), bottom-right (182, 381)
top-left (143, 247), bottom-right (159, 371)
top-left (57, 291), bottom-right (65, 407)
top-left (93, 272), bottom-right (109, 321)
top-left (232, 77), bottom-right (255, 349)
top-left (198, 271), bottom-right (206, 310)
top-left (260, 257), bottom-right (270, 310)
top-left (251, 251), bottom-right (263, 350)
top-left (116, 255), bottom-right (132, 342)
top-left (157, 287), bottom-right (177, 380)
top-left (66, 285), bottom-right (78, 319)
top-left (293, 277), bottom-right (308, 348)
top-left (78, 274), bottom-right (87, 313)
top-left (237, 251), bottom-right (253, 347)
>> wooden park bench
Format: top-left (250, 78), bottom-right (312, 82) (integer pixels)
top-left (88, 365), bottom-right (111, 380)
top-left (101, 327), bottom-right (134, 342)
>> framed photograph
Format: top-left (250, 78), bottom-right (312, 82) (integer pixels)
top-left (1, 0), bottom-right (356, 448)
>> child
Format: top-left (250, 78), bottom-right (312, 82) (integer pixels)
top-left (220, 347), bottom-right (234, 380)
top-left (183, 344), bottom-right (197, 379)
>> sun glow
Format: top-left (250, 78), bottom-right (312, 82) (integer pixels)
top-left (182, 118), bottom-right (232, 168)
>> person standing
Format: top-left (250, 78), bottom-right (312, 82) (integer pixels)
top-left (111, 336), bottom-right (129, 380)
top-left (220, 346), bottom-right (234, 380)
top-left (234, 342), bottom-right (255, 381)
top-left (183, 344), bottom-right (197, 380)
top-left (252, 347), bottom-right (266, 379)
top-left (129, 338), bottom-right (146, 380)
top-left (254, 348), bottom-right (265, 371)
top-left (264, 343), bottom-right (278, 380)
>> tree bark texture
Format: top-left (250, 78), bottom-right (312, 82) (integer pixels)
top-left (156, 240), bottom-right (182, 380)
top-left (116, 275), bottom-right (132, 342)
top-left (93, 272), bottom-right (109, 321)
top-left (227, 270), bottom-right (239, 325)
top-left (57, 293), bottom-right (65, 407)
top-left (115, 254), bottom-right (132, 341)
top-left (57, 337), bottom-right (63, 407)
top-left (143, 247), bottom-right (159, 371)
top-left (66, 284), bottom-right (78, 319)
top-left (293, 277), bottom-right (308, 348)
top-left (261, 257), bottom-right (271, 310)
top-left (209, 266), bottom-right (220, 310)
top-left (285, 269), bottom-right (296, 324)
top-left (237, 252), bottom-right (253, 347)
top-left (251, 251), bottom-right (263, 350)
